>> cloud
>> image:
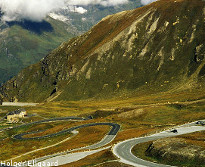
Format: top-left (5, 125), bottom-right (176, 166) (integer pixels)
top-left (67, 6), bottom-right (88, 14)
top-left (75, 7), bottom-right (87, 14)
top-left (65, 0), bottom-right (128, 6)
top-left (140, 0), bottom-right (157, 5)
top-left (0, 0), bottom-right (65, 22)
top-left (0, 0), bottom-right (128, 22)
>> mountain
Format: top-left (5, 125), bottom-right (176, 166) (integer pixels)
top-left (0, 0), bottom-right (142, 84)
top-left (51, 0), bottom-right (142, 33)
top-left (0, 16), bottom-right (78, 84)
top-left (0, 0), bottom-right (205, 102)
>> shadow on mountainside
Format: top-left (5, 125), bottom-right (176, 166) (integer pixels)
top-left (7, 20), bottom-right (53, 34)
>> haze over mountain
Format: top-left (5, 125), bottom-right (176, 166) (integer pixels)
top-left (0, 0), bottom-right (142, 84)
top-left (1, 0), bottom-right (204, 102)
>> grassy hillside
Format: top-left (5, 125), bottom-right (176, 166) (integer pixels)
top-left (0, 0), bottom-right (142, 84)
top-left (0, 0), bottom-right (205, 102)
top-left (0, 17), bottom-right (78, 83)
top-left (0, 89), bottom-right (204, 163)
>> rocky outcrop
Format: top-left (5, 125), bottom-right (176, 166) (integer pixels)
top-left (0, 0), bottom-right (205, 102)
top-left (146, 138), bottom-right (205, 164)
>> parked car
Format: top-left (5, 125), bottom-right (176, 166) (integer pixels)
top-left (195, 121), bottom-right (205, 126)
top-left (170, 129), bottom-right (178, 133)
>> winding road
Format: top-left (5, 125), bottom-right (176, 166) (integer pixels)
top-left (22, 122), bottom-right (120, 166)
top-left (2, 115), bottom-right (205, 167)
top-left (113, 121), bottom-right (205, 167)
top-left (1, 116), bottom-right (120, 166)
top-left (0, 116), bottom-right (87, 133)
top-left (13, 122), bottom-right (120, 140)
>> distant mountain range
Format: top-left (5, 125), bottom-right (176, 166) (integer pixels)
top-left (1, 0), bottom-right (204, 102)
top-left (51, 0), bottom-right (142, 32)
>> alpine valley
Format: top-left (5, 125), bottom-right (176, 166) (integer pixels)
top-left (0, 0), bottom-right (205, 167)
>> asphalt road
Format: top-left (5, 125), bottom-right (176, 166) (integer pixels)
top-left (113, 121), bottom-right (205, 167)
top-left (22, 122), bottom-right (120, 166)
top-left (24, 134), bottom-right (117, 166)
top-left (0, 116), bottom-right (120, 166)
top-left (0, 116), bottom-right (86, 133)
top-left (5, 115), bottom-right (205, 167)
top-left (13, 122), bottom-right (120, 140)
top-left (2, 102), bottom-right (38, 106)
top-left (32, 147), bottom-right (111, 167)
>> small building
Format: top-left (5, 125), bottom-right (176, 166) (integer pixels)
top-left (5, 109), bottom-right (27, 123)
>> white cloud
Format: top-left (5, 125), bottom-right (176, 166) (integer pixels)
top-left (67, 6), bottom-right (88, 14)
top-left (0, 0), bottom-right (65, 22)
top-left (65, 0), bottom-right (128, 6)
top-left (140, 0), bottom-right (157, 5)
top-left (75, 7), bottom-right (88, 14)
top-left (0, 0), bottom-right (128, 22)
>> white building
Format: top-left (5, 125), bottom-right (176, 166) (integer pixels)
top-left (6, 109), bottom-right (27, 123)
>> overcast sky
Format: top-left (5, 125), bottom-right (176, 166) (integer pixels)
top-left (0, 0), bottom-right (156, 22)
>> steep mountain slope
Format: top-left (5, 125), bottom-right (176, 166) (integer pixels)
top-left (0, 0), bottom-right (205, 102)
top-left (0, 17), bottom-right (78, 84)
top-left (0, 0), bottom-right (141, 84)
